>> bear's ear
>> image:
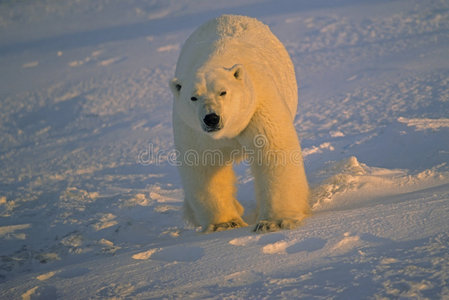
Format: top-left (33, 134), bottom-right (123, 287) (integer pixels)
top-left (169, 77), bottom-right (182, 96)
top-left (229, 64), bottom-right (245, 80)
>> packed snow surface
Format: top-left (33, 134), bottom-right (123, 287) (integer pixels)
top-left (1, 0), bottom-right (449, 299)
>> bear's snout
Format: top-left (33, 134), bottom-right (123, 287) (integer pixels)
top-left (203, 113), bottom-right (221, 131)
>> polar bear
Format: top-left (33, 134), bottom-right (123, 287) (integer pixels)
top-left (169, 15), bottom-right (309, 232)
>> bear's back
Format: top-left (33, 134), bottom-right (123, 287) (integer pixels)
top-left (176, 15), bottom-right (298, 119)
top-left (176, 15), bottom-right (274, 72)
top-left (191, 15), bottom-right (272, 46)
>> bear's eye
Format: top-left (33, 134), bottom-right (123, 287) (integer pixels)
top-left (190, 96), bottom-right (198, 101)
top-left (220, 91), bottom-right (227, 96)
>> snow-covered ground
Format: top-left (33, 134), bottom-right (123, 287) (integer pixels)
top-left (1, 0), bottom-right (449, 298)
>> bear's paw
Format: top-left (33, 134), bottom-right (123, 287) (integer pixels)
top-left (253, 219), bottom-right (302, 233)
top-left (204, 219), bottom-right (248, 233)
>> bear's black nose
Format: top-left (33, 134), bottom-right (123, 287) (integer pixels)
top-left (203, 113), bottom-right (220, 127)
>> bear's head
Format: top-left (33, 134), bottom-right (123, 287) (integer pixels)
top-left (170, 64), bottom-right (255, 139)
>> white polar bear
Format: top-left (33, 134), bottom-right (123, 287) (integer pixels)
top-left (169, 15), bottom-right (309, 232)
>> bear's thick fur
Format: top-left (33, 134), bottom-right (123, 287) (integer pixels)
top-left (170, 15), bottom-right (309, 232)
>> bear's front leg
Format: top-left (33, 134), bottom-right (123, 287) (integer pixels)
top-left (250, 153), bottom-right (309, 233)
top-left (241, 114), bottom-right (310, 233)
top-left (178, 163), bottom-right (247, 232)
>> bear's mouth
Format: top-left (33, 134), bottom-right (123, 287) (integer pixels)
top-left (203, 125), bottom-right (222, 133)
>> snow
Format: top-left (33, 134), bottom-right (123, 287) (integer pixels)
top-left (0, 0), bottom-right (449, 299)
top-left (398, 116), bottom-right (449, 131)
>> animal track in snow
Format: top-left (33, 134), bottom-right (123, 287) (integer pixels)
top-left (98, 56), bottom-right (126, 66)
top-left (22, 61), bottom-right (39, 68)
top-left (151, 246), bottom-right (204, 262)
top-left (229, 232), bottom-right (287, 251)
top-left (230, 233), bottom-right (326, 255)
top-left (132, 246), bottom-right (204, 262)
top-left (222, 270), bottom-right (263, 287)
top-left (91, 213), bottom-right (118, 231)
top-left (262, 241), bottom-right (289, 254)
top-left (96, 283), bottom-right (135, 299)
top-left (157, 44), bottom-right (179, 52)
top-left (57, 267), bottom-right (90, 279)
top-left (286, 237), bottom-right (327, 254)
top-left (21, 286), bottom-right (57, 300)
top-left (68, 49), bottom-right (125, 67)
top-left (397, 117), bottom-right (449, 131)
top-left (262, 236), bottom-right (328, 255)
top-left (132, 248), bottom-right (160, 260)
top-left (36, 271), bottom-right (56, 281)
top-left (331, 232), bottom-right (362, 254)
top-left (229, 235), bottom-right (260, 246)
